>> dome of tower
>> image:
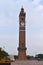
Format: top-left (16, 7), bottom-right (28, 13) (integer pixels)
top-left (21, 7), bottom-right (24, 12)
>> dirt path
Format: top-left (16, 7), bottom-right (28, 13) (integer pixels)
top-left (11, 60), bottom-right (43, 65)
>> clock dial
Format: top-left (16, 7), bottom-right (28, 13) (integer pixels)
top-left (21, 22), bottom-right (24, 26)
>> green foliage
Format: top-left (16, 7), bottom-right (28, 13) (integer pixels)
top-left (27, 55), bottom-right (31, 59)
top-left (35, 54), bottom-right (43, 59)
top-left (0, 48), bottom-right (9, 60)
top-left (27, 55), bottom-right (34, 60)
top-left (14, 55), bottom-right (18, 59)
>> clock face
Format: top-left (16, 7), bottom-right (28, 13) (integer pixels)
top-left (21, 22), bottom-right (24, 26)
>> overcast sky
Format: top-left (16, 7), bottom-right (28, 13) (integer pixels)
top-left (0, 0), bottom-right (43, 56)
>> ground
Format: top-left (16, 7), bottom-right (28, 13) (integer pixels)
top-left (11, 60), bottom-right (43, 65)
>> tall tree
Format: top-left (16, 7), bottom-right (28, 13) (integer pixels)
top-left (0, 48), bottom-right (9, 60)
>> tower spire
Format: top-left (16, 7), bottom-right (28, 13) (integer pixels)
top-left (18, 8), bottom-right (27, 60)
top-left (22, 5), bottom-right (23, 8)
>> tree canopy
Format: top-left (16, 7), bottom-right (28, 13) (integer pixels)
top-left (35, 54), bottom-right (43, 59)
top-left (0, 48), bottom-right (9, 60)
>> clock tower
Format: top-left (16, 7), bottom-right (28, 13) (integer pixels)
top-left (18, 7), bottom-right (27, 60)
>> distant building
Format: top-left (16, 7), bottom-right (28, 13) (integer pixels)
top-left (6, 55), bottom-right (15, 61)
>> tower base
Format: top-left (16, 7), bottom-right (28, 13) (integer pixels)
top-left (18, 47), bottom-right (27, 60)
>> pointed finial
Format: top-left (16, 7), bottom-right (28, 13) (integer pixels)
top-left (22, 5), bottom-right (23, 8)
top-left (21, 6), bottom-right (24, 11)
